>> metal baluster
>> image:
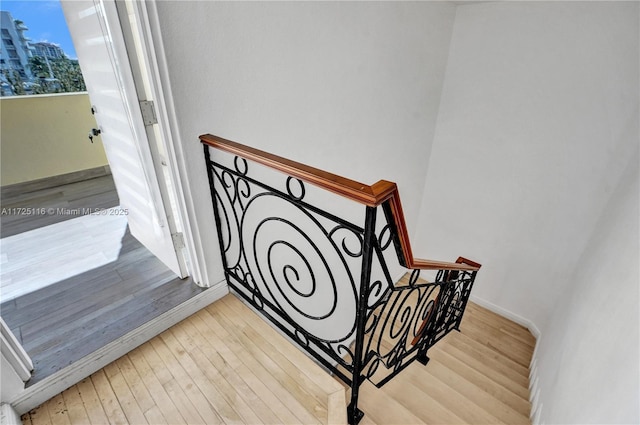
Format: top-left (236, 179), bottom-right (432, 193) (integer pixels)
top-left (204, 145), bottom-right (231, 281)
top-left (347, 206), bottom-right (377, 425)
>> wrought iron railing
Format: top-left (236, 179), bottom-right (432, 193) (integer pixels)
top-left (201, 134), bottom-right (480, 425)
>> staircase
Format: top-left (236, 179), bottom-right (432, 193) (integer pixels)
top-left (201, 134), bottom-right (483, 424)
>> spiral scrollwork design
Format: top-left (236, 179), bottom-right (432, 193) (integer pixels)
top-left (205, 142), bottom-right (480, 416)
top-left (213, 169), bottom-right (242, 269)
top-left (363, 283), bottom-right (439, 383)
top-left (329, 225), bottom-right (363, 258)
top-left (241, 193), bottom-right (358, 343)
top-left (234, 156), bottom-right (248, 175)
top-left (378, 224), bottom-right (393, 251)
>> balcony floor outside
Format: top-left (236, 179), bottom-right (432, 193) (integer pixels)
top-left (0, 175), bottom-right (204, 386)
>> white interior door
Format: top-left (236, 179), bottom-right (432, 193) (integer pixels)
top-left (1, 316), bottom-right (32, 399)
top-left (61, 0), bottom-right (185, 277)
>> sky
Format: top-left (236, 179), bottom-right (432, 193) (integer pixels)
top-left (1, 0), bottom-right (77, 58)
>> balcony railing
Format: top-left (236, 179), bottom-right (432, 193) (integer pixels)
top-left (202, 134), bottom-right (481, 425)
top-left (0, 93), bottom-right (108, 187)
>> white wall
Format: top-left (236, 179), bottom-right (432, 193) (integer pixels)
top-left (154, 1), bottom-right (638, 421)
top-left (535, 144), bottom-right (639, 424)
top-left (153, 1), bottom-right (457, 284)
top-left (416, 2), bottom-right (639, 422)
top-left (416, 1), bottom-right (639, 331)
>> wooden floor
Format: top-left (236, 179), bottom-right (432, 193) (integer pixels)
top-left (8, 175), bottom-right (534, 424)
top-left (21, 295), bottom-right (535, 425)
top-left (1, 207), bottom-right (132, 301)
top-left (355, 301), bottom-right (535, 425)
top-left (21, 295), bottom-right (347, 425)
top-left (0, 175), bottom-right (205, 386)
top-left (0, 175), bottom-right (119, 238)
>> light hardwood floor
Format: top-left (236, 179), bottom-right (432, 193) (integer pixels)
top-left (355, 301), bottom-right (534, 425)
top-left (21, 294), bottom-right (535, 425)
top-left (21, 295), bottom-right (347, 425)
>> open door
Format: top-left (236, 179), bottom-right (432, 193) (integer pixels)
top-left (61, 0), bottom-right (186, 277)
top-left (0, 317), bottom-right (32, 403)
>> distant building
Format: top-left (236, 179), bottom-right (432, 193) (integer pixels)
top-left (0, 11), bottom-right (34, 81)
top-left (32, 41), bottom-right (65, 60)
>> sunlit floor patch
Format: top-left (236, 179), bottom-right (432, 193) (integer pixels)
top-left (0, 207), bottom-right (128, 302)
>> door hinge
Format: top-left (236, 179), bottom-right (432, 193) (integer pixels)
top-left (139, 100), bottom-right (158, 126)
top-left (171, 232), bottom-right (185, 250)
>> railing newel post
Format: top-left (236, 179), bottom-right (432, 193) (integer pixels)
top-left (416, 351), bottom-right (430, 366)
top-left (454, 270), bottom-right (478, 331)
top-left (203, 145), bottom-right (232, 281)
top-left (347, 206), bottom-right (377, 425)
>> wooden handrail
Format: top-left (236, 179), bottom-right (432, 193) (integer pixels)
top-left (201, 133), bottom-right (479, 272)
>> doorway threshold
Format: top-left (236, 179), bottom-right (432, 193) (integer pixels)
top-left (1, 222), bottom-right (206, 387)
top-left (0, 174), bottom-right (224, 413)
top-left (10, 284), bottom-right (227, 415)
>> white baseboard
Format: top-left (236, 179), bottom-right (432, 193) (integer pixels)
top-left (469, 295), bottom-right (541, 339)
top-left (10, 282), bottom-right (228, 414)
top-left (0, 166), bottom-right (111, 199)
